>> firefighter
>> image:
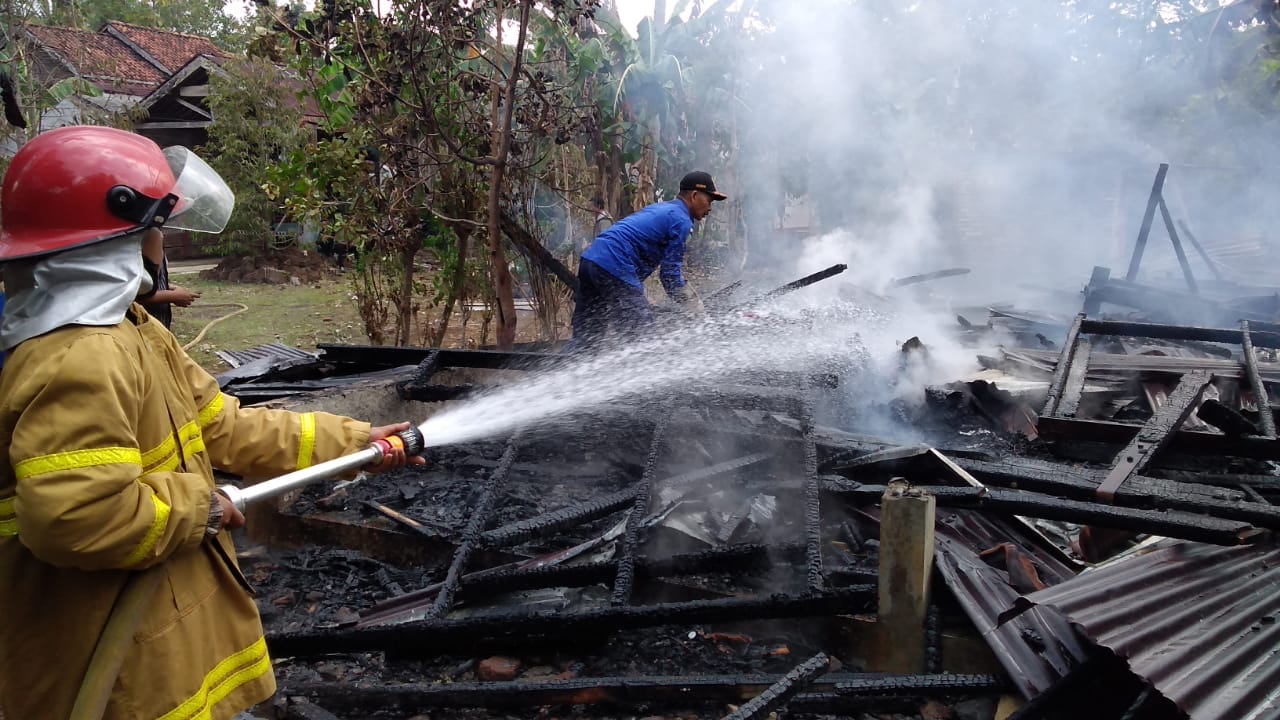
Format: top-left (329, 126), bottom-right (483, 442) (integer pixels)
top-left (570, 171), bottom-right (727, 349)
top-left (0, 126), bottom-right (423, 720)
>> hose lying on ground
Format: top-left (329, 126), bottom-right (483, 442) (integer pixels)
top-left (181, 303), bottom-right (249, 351)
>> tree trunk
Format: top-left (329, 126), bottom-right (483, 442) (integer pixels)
top-left (499, 209), bottom-right (579, 292)
top-left (635, 115), bottom-right (660, 212)
top-left (396, 242), bottom-right (417, 346)
top-left (485, 0), bottom-right (533, 350)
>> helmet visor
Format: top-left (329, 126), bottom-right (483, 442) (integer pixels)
top-left (163, 146), bottom-right (235, 234)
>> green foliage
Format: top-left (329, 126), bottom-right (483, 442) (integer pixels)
top-left (204, 57), bottom-right (309, 256)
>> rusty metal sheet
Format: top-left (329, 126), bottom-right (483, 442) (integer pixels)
top-left (930, 509), bottom-right (1088, 699)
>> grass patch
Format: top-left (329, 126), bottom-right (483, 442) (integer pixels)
top-left (169, 275), bottom-right (368, 373)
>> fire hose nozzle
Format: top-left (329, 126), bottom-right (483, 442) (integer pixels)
top-left (218, 425), bottom-right (428, 513)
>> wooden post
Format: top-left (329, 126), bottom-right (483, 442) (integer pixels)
top-left (877, 478), bottom-right (936, 673)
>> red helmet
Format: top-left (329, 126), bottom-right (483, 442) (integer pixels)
top-left (0, 126), bottom-right (180, 262)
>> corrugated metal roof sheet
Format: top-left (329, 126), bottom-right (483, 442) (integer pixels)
top-left (216, 343), bottom-right (316, 369)
top-left (1016, 539), bottom-right (1280, 720)
top-left (932, 509), bottom-right (1090, 699)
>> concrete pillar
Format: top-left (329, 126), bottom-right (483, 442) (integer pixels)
top-left (877, 478), bottom-right (936, 673)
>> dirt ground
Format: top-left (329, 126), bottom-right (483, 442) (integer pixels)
top-left (169, 250), bottom-right (565, 374)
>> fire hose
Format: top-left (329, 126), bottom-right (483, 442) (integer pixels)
top-left (70, 425), bottom-right (428, 720)
top-left (217, 424), bottom-right (427, 512)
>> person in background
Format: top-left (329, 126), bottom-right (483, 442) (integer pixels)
top-left (0, 125), bottom-right (425, 720)
top-left (591, 194), bottom-right (613, 239)
top-left (570, 171), bottom-right (726, 348)
top-left (136, 231), bottom-right (200, 329)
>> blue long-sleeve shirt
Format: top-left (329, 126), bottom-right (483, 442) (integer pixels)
top-left (582, 199), bottom-right (692, 296)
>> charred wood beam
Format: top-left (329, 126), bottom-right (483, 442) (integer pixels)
top-left (363, 543), bottom-right (807, 627)
top-left (1036, 416), bottom-right (1280, 460)
top-left (889, 268), bottom-right (970, 287)
top-left (706, 279), bottom-right (743, 305)
top-left (394, 350), bottom-right (441, 399)
top-left (269, 586), bottom-right (876, 657)
top-left (1079, 318), bottom-right (1280, 350)
top-left (1057, 337), bottom-right (1092, 418)
top-left (1175, 219), bottom-right (1225, 282)
top-left (825, 482), bottom-right (1261, 545)
top-left (612, 418), bottom-right (670, 606)
top-left (457, 543), bottom-right (806, 599)
top-left (1008, 348), bottom-right (1278, 381)
top-left (721, 653), bottom-right (831, 720)
top-left (953, 458), bottom-right (1280, 529)
top-left (1041, 313), bottom-right (1085, 417)
top-left (925, 604), bottom-right (942, 674)
top-left (832, 672), bottom-right (1008, 696)
top-left (1125, 163), bottom-right (1169, 281)
top-left (801, 400), bottom-right (824, 593)
top-left (498, 209), bottom-right (579, 292)
top-left (1157, 197), bottom-right (1198, 294)
top-left (1241, 321), bottom-right (1276, 438)
top-left (730, 264), bottom-right (848, 311)
top-left (280, 671), bottom-right (1003, 712)
top-left (481, 452), bottom-right (773, 548)
top-left (1156, 469), bottom-right (1280, 492)
top-left (428, 439), bottom-right (520, 619)
top-left (1097, 370), bottom-right (1211, 502)
top-left (317, 344), bottom-right (561, 371)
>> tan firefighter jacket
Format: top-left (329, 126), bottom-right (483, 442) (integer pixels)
top-left (0, 305), bottom-right (371, 720)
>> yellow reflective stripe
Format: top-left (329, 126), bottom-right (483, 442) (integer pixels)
top-left (14, 447), bottom-right (142, 480)
top-left (0, 496), bottom-right (14, 537)
top-left (143, 421), bottom-right (207, 476)
top-left (141, 435), bottom-right (178, 471)
top-left (198, 393), bottom-right (225, 429)
top-left (157, 637), bottom-right (271, 720)
top-left (183, 435), bottom-right (207, 462)
top-left (296, 413), bottom-right (316, 470)
top-left (122, 492), bottom-right (171, 568)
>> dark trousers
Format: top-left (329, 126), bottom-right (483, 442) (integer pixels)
top-left (570, 259), bottom-right (653, 349)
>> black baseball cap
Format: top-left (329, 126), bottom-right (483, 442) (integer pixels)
top-left (679, 171), bottom-right (728, 201)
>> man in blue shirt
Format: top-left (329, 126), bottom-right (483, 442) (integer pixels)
top-left (571, 171), bottom-right (727, 348)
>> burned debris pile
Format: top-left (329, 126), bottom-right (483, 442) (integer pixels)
top-left (218, 176), bottom-right (1280, 720)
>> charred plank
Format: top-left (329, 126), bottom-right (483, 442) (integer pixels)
top-left (1097, 370), bottom-right (1211, 501)
top-left (1041, 313), bottom-right (1085, 417)
top-left (280, 671), bottom-right (1003, 712)
top-left (428, 438), bottom-right (520, 619)
top-left (825, 482), bottom-right (1260, 545)
top-left (951, 458), bottom-right (1280, 528)
top-left (721, 653), bottom-right (831, 720)
top-left (269, 587), bottom-right (877, 657)
top-left (1036, 416), bottom-right (1280, 460)
top-left (1241, 320), bottom-right (1276, 438)
top-left (612, 418), bottom-right (670, 606)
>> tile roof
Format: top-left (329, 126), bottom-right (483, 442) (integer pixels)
top-left (22, 21), bottom-right (227, 97)
top-left (102, 21), bottom-right (228, 74)
top-left (23, 23), bottom-right (165, 93)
